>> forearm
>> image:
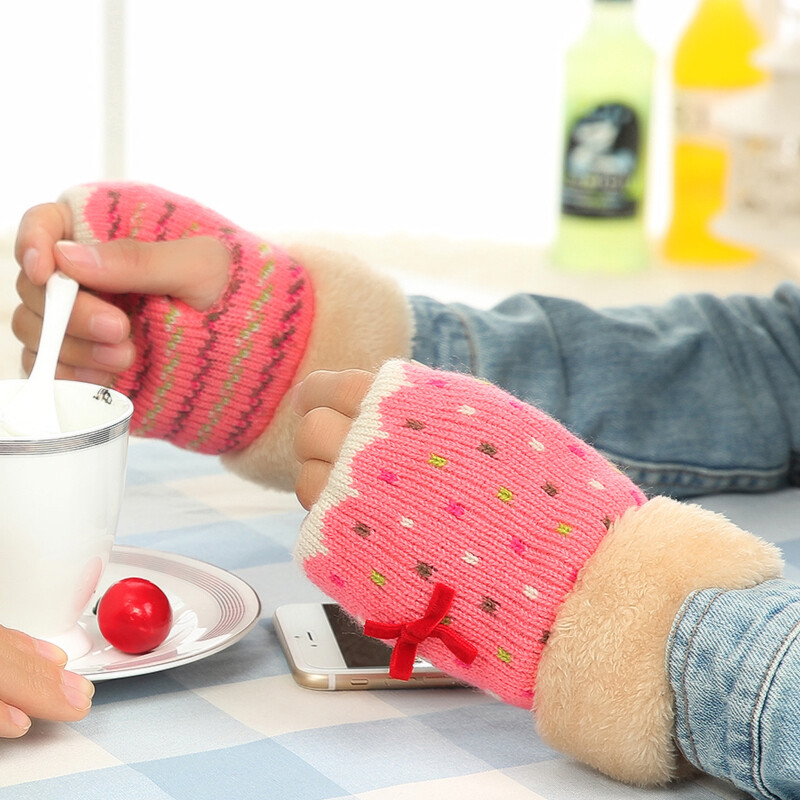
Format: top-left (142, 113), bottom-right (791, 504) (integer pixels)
top-left (294, 359), bottom-right (784, 787)
top-left (411, 284), bottom-right (800, 497)
top-left (56, 183), bottom-right (413, 488)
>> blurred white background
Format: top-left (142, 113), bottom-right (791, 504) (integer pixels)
top-left (0, 0), bottom-right (788, 381)
top-left (3, 0), bottom-right (770, 246)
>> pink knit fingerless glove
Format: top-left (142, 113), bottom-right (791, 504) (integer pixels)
top-left (63, 183), bottom-right (313, 454)
top-left (296, 360), bottom-right (647, 708)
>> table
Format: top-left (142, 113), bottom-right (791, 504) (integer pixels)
top-left (3, 435), bottom-right (798, 800)
top-left (2, 238), bottom-right (797, 798)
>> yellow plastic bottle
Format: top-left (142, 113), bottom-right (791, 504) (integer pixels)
top-left (553, 0), bottom-right (655, 273)
top-left (663, 0), bottom-right (765, 265)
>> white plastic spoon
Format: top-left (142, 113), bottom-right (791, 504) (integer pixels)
top-left (0, 271), bottom-right (79, 437)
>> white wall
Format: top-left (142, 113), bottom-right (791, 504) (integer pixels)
top-left (1, 2), bottom-right (105, 237)
top-left (2, 0), bottom-right (766, 246)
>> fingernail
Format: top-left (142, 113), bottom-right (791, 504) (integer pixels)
top-left (22, 248), bottom-right (39, 281)
top-left (8, 706), bottom-right (31, 732)
top-left (62, 670), bottom-right (94, 711)
top-left (56, 240), bottom-right (101, 270)
top-left (92, 343), bottom-right (134, 369)
top-left (89, 312), bottom-right (125, 344)
top-left (290, 380), bottom-right (305, 413)
top-left (33, 638), bottom-right (68, 666)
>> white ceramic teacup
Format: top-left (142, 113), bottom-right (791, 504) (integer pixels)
top-left (0, 380), bottom-right (133, 660)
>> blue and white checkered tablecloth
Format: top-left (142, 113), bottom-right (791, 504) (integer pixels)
top-left (3, 437), bottom-right (795, 800)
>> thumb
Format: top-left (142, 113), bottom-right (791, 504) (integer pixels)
top-left (53, 236), bottom-right (231, 311)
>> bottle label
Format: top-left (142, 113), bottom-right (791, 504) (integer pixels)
top-left (561, 103), bottom-right (641, 218)
top-left (728, 134), bottom-right (800, 219)
top-left (674, 88), bottom-right (728, 146)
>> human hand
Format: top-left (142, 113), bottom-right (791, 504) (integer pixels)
top-left (14, 183), bottom-right (314, 456)
top-left (292, 369), bottom-right (375, 509)
top-left (13, 201), bottom-right (230, 385)
top-left (0, 626), bottom-right (94, 737)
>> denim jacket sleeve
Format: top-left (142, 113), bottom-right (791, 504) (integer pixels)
top-left (668, 580), bottom-right (800, 800)
top-left (410, 282), bottom-right (800, 498)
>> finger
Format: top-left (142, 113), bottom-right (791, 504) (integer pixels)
top-left (54, 236), bottom-right (231, 311)
top-left (16, 272), bottom-right (130, 345)
top-left (292, 369), bottom-right (375, 419)
top-left (7, 636), bottom-right (66, 667)
top-left (20, 346), bottom-right (115, 386)
top-left (0, 632), bottom-right (51, 738)
top-left (295, 459), bottom-right (334, 510)
top-left (8, 668), bottom-right (95, 724)
top-left (294, 406), bottom-right (355, 466)
top-left (0, 629), bottom-right (94, 726)
top-left (13, 306), bottom-right (135, 375)
top-left (13, 270), bottom-right (43, 314)
top-left (14, 203), bottom-right (74, 285)
top-left (0, 703), bottom-right (32, 738)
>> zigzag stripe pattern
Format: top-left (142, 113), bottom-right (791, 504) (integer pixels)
top-left (67, 182), bottom-right (314, 454)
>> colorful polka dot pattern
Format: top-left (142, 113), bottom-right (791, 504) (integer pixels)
top-left (67, 183), bottom-right (313, 454)
top-left (299, 360), bottom-right (646, 709)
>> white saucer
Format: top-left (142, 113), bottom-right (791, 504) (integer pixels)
top-left (69, 546), bottom-right (261, 681)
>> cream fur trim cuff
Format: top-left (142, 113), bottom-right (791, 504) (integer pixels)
top-left (533, 495), bottom-right (783, 786)
top-left (222, 243), bottom-right (413, 489)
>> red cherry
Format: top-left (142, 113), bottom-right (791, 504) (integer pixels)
top-left (97, 577), bottom-right (173, 654)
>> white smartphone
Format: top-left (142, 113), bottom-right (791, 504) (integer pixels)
top-left (273, 602), bottom-right (463, 690)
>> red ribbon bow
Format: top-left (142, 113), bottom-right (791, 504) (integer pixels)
top-left (364, 583), bottom-right (478, 681)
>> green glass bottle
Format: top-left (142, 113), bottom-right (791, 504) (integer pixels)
top-left (553, 0), bottom-right (655, 272)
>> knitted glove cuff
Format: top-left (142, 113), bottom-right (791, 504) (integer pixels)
top-left (62, 183), bottom-right (313, 454)
top-left (535, 494), bottom-right (783, 785)
top-left (297, 359), bottom-right (646, 707)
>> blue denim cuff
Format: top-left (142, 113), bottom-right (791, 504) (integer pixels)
top-left (668, 580), bottom-right (800, 800)
top-left (409, 295), bottom-right (477, 375)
